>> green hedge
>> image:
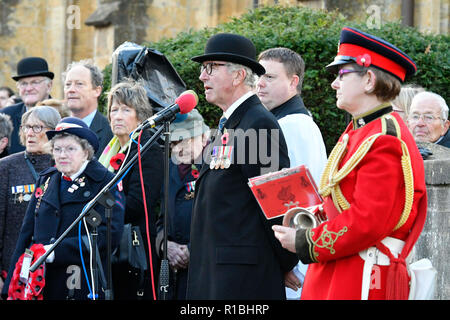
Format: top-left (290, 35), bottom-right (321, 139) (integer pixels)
top-left (101, 5), bottom-right (449, 153)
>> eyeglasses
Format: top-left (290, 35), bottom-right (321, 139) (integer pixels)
top-left (408, 113), bottom-right (442, 124)
top-left (17, 79), bottom-right (47, 89)
top-left (337, 69), bottom-right (363, 81)
top-left (53, 145), bottom-right (80, 155)
top-left (200, 63), bottom-right (228, 75)
top-left (20, 124), bottom-right (47, 133)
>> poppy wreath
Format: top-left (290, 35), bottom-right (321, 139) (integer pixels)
top-left (8, 244), bottom-right (46, 300)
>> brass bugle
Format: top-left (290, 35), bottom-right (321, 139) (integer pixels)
top-left (282, 205), bottom-right (325, 229)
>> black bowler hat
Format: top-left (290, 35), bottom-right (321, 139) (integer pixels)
top-left (192, 33), bottom-right (266, 76)
top-left (46, 117), bottom-right (99, 153)
top-left (326, 27), bottom-right (417, 82)
top-left (12, 57), bottom-right (54, 81)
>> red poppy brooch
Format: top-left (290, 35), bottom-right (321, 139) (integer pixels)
top-left (191, 164), bottom-right (200, 179)
top-left (110, 153), bottom-right (125, 170)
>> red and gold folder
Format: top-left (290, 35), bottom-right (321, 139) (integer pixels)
top-left (248, 165), bottom-right (323, 220)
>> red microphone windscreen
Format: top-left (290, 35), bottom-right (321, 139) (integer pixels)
top-left (175, 90), bottom-right (198, 114)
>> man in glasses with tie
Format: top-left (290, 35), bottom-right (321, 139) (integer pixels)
top-left (186, 33), bottom-right (298, 300)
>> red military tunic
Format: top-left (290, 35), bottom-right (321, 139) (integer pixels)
top-left (297, 105), bottom-right (427, 300)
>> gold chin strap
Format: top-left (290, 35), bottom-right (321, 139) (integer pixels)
top-left (318, 115), bottom-right (414, 231)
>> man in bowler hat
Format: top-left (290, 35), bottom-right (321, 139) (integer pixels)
top-left (0, 57), bottom-right (54, 154)
top-left (186, 33), bottom-right (298, 299)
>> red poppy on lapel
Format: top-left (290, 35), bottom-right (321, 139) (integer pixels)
top-left (110, 153), bottom-right (125, 170)
top-left (35, 187), bottom-right (43, 198)
top-left (191, 164), bottom-right (200, 179)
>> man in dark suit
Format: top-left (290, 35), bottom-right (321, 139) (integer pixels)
top-left (63, 60), bottom-right (113, 159)
top-left (0, 57), bottom-right (53, 154)
top-left (186, 33), bottom-right (298, 300)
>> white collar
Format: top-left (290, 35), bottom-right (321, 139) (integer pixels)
top-left (65, 160), bottom-right (90, 181)
top-left (223, 91), bottom-right (254, 119)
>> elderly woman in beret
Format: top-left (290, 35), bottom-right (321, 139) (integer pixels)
top-left (99, 79), bottom-right (164, 300)
top-left (0, 106), bottom-right (60, 295)
top-left (2, 117), bottom-right (125, 300)
top-left (155, 109), bottom-right (209, 300)
top-left (273, 27), bottom-right (427, 300)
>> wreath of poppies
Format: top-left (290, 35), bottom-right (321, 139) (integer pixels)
top-left (8, 244), bottom-right (46, 300)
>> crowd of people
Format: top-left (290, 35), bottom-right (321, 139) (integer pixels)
top-left (0, 25), bottom-right (448, 301)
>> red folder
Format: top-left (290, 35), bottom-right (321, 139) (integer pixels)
top-left (248, 165), bottom-right (323, 220)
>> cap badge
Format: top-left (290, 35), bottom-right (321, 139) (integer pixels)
top-left (356, 53), bottom-right (372, 67)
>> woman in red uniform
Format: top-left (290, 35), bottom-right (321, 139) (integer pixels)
top-left (273, 27), bottom-right (427, 300)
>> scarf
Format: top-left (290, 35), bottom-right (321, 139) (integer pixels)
top-left (98, 132), bottom-right (139, 172)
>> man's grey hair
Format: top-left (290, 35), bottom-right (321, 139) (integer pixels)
top-left (226, 63), bottom-right (258, 88)
top-left (62, 59), bottom-right (104, 88)
top-left (412, 91), bottom-right (448, 121)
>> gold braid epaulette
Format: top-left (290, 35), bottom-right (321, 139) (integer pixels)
top-left (318, 114), bottom-right (414, 231)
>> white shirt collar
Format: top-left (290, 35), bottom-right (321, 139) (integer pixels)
top-left (67, 160), bottom-right (90, 181)
top-left (81, 110), bottom-right (97, 127)
top-left (223, 91), bottom-right (254, 119)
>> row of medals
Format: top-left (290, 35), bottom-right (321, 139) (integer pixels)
top-left (210, 145), bottom-right (233, 170)
top-left (210, 129), bottom-right (233, 170)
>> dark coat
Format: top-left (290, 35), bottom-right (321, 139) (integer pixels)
top-left (2, 159), bottom-right (125, 300)
top-left (0, 102), bottom-right (26, 154)
top-left (186, 94), bottom-right (298, 300)
top-left (111, 129), bottom-right (164, 299)
top-left (90, 110), bottom-right (113, 159)
top-left (0, 152), bottom-right (53, 272)
top-left (437, 129), bottom-right (450, 148)
top-left (156, 161), bottom-right (201, 300)
top-left (157, 161), bottom-right (199, 247)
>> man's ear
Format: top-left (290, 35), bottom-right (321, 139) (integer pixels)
top-left (0, 137), bottom-right (9, 152)
top-left (441, 119), bottom-right (450, 136)
top-left (93, 86), bottom-right (103, 99)
top-left (233, 68), bottom-right (246, 87)
top-left (290, 75), bottom-right (299, 91)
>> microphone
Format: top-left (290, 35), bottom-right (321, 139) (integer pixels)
top-left (142, 90), bottom-right (198, 129)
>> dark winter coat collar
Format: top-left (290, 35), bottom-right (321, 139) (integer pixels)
top-left (270, 95), bottom-right (310, 120)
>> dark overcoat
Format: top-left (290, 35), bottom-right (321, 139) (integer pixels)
top-left (186, 94), bottom-right (298, 300)
top-left (0, 102), bottom-right (26, 154)
top-left (90, 110), bottom-right (113, 159)
top-left (2, 159), bottom-right (125, 300)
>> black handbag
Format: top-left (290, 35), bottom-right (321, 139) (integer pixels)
top-left (112, 223), bottom-right (148, 271)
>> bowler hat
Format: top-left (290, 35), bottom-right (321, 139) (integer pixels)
top-left (192, 33), bottom-right (266, 76)
top-left (46, 117), bottom-right (99, 153)
top-left (326, 27), bottom-right (416, 82)
top-left (12, 57), bottom-right (54, 81)
top-left (170, 109), bottom-right (210, 142)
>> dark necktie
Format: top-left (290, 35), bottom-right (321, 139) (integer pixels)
top-left (218, 116), bottom-right (227, 132)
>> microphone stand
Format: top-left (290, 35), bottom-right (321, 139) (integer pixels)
top-left (30, 124), bottom-right (166, 300)
top-left (158, 121), bottom-right (171, 300)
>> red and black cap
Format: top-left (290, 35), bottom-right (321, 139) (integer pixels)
top-left (326, 27), bottom-right (417, 82)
